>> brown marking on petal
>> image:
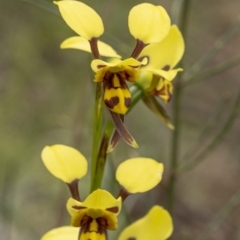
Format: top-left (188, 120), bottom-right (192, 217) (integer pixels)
top-left (105, 96), bottom-right (119, 109)
top-left (125, 97), bottom-right (131, 108)
top-left (163, 65), bottom-right (170, 71)
top-left (72, 205), bottom-right (87, 210)
top-left (80, 215), bottom-right (92, 229)
top-left (116, 72), bottom-right (124, 82)
top-left (97, 218), bottom-right (108, 232)
top-left (106, 206), bottom-right (119, 213)
top-left (97, 64), bottom-right (107, 69)
top-left (127, 238), bottom-right (136, 240)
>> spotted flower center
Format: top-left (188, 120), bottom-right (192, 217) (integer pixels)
top-left (96, 65), bottom-right (139, 115)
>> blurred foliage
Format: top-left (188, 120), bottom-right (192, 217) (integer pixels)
top-left (0, 0), bottom-right (240, 240)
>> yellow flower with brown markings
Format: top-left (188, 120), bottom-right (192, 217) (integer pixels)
top-left (41, 144), bottom-right (167, 240)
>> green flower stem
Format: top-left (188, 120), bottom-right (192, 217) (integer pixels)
top-left (128, 84), bottom-right (144, 111)
top-left (90, 84), bottom-right (143, 191)
top-left (179, 90), bottom-right (240, 173)
top-left (195, 187), bottom-right (240, 240)
top-left (90, 82), bottom-right (104, 192)
top-left (166, 0), bottom-right (191, 213)
top-left (91, 120), bottom-right (114, 192)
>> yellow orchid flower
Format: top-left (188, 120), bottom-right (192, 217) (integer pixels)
top-left (41, 144), bottom-right (165, 239)
top-left (54, 1), bottom-right (184, 149)
top-left (138, 25), bottom-right (185, 103)
top-left (40, 205), bottom-right (173, 240)
top-left (54, 0), bottom-right (172, 114)
top-left (91, 58), bottom-right (143, 115)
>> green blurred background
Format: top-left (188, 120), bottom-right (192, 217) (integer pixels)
top-left (0, 0), bottom-right (240, 239)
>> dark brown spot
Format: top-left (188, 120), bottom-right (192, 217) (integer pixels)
top-left (106, 206), bottom-right (119, 213)
top-left (125, 97), bottom-right (131, 108)
top-left (72, 205), bottom-right (87, 210)
top-left (97, 64), bottom-right (106, 69)
top-left (97, 217), bottom-right (108, 229)
top-left (105, 96), bottom-right (119, 109)
top-left (127, 238), bottom-right (136, 240)
top-left (163, 65), bottom-right (170, 71)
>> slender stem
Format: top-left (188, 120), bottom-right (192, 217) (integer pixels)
top-left (130, 39), bottom-right (147, 59)
top-left (89, 37), bottom-right (104, 192)
top-left (91, 121), bottom-right (114, 191)
top-left (166, 0), bottom-right (191, 212)
top-left (166, 79), bottom-right (182, 211)
top-left (90, 83), bottom-right (143, 192)
top-left (90, 82), bottom-right (104, 192)
top-left (67, 179), bottom-right (81, 201)
top-left (89, 38), bottom-right (101, 59)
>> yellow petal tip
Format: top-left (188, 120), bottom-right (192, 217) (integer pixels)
top-left (107, 144), bottom-right (114, 153)
top-left (167, 123), bottom-right (175, 130)
top-left (132, 141), bottom-right (139, 149)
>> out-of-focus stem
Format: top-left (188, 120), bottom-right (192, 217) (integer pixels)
top-left (195, 187), bottom-right (240, 240)
top-left (166, 0), bottom-right (191, 212)
top-left (179, 90), bottom-right (240, 173)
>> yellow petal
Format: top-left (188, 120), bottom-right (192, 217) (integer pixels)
top-left (41, 144), bottom-right (88, 183)
top-left (54, 0), bottom-right (104, 40)
top-left (128, 3), bottom-right (170, 44)
top-left (104, 84), bottom-right (131, 115)
top-left (149, 68), bottom-right (183, 81)
top-left (116, 158), bottom-right (163, 193)
top-left (41, 226), bottom-right (79, 240)
top-left (91, 58), bottom-right (141, 73)
top-left (139, 25), bottom-right (185, 69)
top-left (118, 206), bottom-right (173, 240)
top-left (67, 194), bottom-right (119, 229)
top-left (67, 189), bottom-right (122, 216)
top-left (83, 189), bottom-right (122, 215)
top-left (60, 36), bottom-right (121, 58)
